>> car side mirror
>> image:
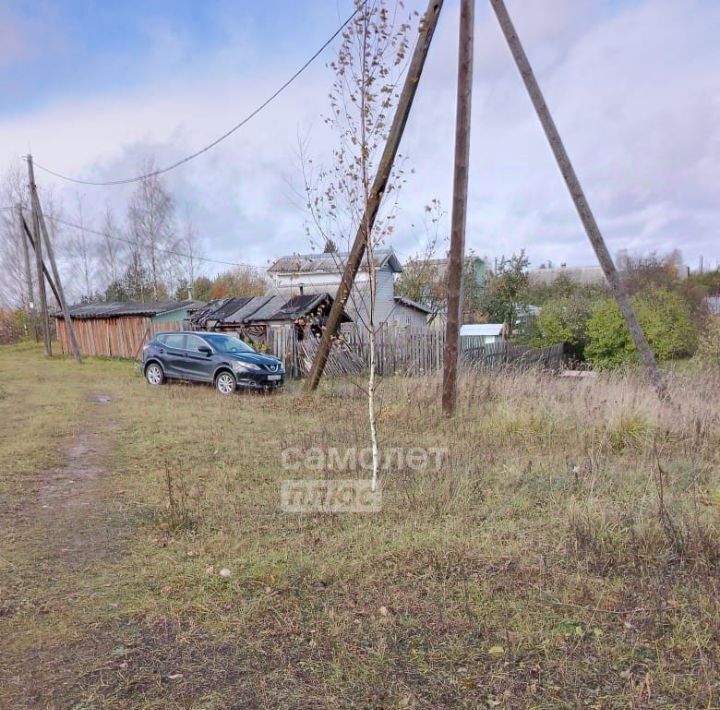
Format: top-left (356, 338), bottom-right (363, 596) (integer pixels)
top-left (198, 346), bottom-right (212, 356)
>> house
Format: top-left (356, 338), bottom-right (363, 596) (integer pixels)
top-left (267, 249), bottom-right (432, 332)
top-left (54, 300), bottom-right (202, 359)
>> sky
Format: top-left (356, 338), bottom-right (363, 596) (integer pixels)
top-left (1, 0), bottom-right (718, 279)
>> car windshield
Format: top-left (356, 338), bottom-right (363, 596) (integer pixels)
top-left (202, 334), bottom-right (255, 354)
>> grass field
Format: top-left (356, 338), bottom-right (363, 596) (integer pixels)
top-left (0, 342), bottom-right (718, 708)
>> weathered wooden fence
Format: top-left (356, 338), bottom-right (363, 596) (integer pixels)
top-left (61, 316), bottom-right (564, 375)
top-left (57, 317), bottom-right (185, 359)
top-left (462, 341), bottom-right (565, 371)
top-left (266, 325), bottom-right (565, 378)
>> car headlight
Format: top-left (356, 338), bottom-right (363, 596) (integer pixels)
top-left (231, 361), bottom-right (263, 373)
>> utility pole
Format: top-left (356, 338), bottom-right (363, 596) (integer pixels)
top-left (488, 0), bottom-right (665, 399)
top-left (306, 0), bottom-right (444, 392)
top-left (27, 155), bottom-right (51, 357)
top-left (17, 204), bottom-right (38, 342)
top-left (442, 0), bottom-right (475, 417)
top-left (33, 192), bottom-right (83, 363)
top-left (21, 214), bottom-right (63, 304)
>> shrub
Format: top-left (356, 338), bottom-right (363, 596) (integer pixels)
top-left (0, 309), bottom-right (27, 345)
top-left (531, 295), bottom-right (596, 358)
top-left (696, 317), bottom-right (720, 367)
top-left (586, 289), bottom-right (697, 368)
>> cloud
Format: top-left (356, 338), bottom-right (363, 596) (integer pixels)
top-left (0, 0), bottom-right (718, 285)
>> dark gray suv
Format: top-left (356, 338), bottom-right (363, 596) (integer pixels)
top-left (142, 331), bottom-right (285, 394)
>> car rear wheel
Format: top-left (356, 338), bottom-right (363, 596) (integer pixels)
top-left (215, 371), bottom-right (236, 395)
top-left (145, 362), bottom-right (165, 386)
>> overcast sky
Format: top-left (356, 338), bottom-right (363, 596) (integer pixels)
top-left (1, 0), bottom-right (718, 277)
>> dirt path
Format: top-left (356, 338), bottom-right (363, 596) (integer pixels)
top-left (2, 393), bottom-right (121, 566)
top-left (0, 394), bottom-right (134, 707)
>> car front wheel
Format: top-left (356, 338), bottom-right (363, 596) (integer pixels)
top-left (145, 362), bottom-right (165, 386)
top-left (215, 371), bottom-right (236, 395)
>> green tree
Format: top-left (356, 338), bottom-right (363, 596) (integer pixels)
top-left (586, 289), bottom-right (697, 368)
top-left (531, 295), bottom-right (596, 358)
top-left (479, 251), bottom-right (529, 334)
top-left (527, 273), bottom-right (608, 306)
top-left (103, 254), bottom-right (159, 302)
top-left (190, 276), bottom-right (213, 302)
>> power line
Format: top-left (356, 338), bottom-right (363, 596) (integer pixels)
top-left (46, 213), bottom-right (263, 270)
top-left (32, 3), bottom-right (365, 187)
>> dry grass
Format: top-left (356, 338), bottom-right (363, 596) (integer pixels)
top-left (0, 344), bottom-right (718, 708)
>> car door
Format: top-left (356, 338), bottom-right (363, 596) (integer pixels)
top-left (182, 334), bottom-right (215, 382)
top-left (158, 333), bottom-right (187, 377)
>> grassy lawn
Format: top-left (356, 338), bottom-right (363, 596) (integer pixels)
top-left (0, 342), bottom-right (719, 708)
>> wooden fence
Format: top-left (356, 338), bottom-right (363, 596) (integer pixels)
top-left (462, 341), bottom-right (565, 371)
top-left (266, 325), bottom-right (565, 378)
top-left (57, 317), bottom-right (185, 359)
top-left (57, 316), bottom-right (564, 377)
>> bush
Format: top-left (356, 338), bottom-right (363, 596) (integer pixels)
top-left (0, 309), bottom-right (28, 345)
top-left (530, 295), bottom-right (596, 359)
top-left (586, 290), bottom-right (697, 368)
top-left (696, 318), bottom-right (720, 367)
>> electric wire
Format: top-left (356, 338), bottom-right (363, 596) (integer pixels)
top-left (46, 213), bottom-right (263, 269)
top-left (32, 3), bottom-right (365, 187)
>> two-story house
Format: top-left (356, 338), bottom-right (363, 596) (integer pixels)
top-left (267, 249), bottom-right (431, 332)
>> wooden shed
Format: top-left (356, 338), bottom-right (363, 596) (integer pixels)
top-left (190, 293), bottom-right (351, 341)
top-left (54, 300), bottom-right (202, 359)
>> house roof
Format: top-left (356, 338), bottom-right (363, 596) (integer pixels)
top-left (191, 292), bottom-right (351, 327)
top-left (269, 293), bottom-right (331, 320)
top-left (393, 295), bottom-right (433, 314)
top-left (242, 295), bottom-right (288, 323)
top-left (54, 300), bottom-right (202, 320)
top-left (460, 323), bottom-right (504, 337)
top-left (267, 249), bottom-right (402, 275)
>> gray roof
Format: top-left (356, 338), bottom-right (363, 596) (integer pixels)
top-left (223, 295), bottom-right (278, 324)
top-left (460, 323), bottom-right (505, 337)
top-left (242, 295), bottom-right (288, 323)
top-left (393, 295), bottom-right (433, 314)
top-left (268, 248), bottom-right (402, 275)
top-left (54, 300), bottom-right (201, 320)
top-left (190, 293), bottom-right (352, 327)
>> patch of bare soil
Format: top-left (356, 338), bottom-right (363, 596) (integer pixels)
top-left (2, 395), bottom-right (122, 567)
top-left (0, 394), bottom-right (139, 708)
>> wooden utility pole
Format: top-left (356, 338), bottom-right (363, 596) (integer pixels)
top-left (17, 204), bottom-right (38, 342)
top-left (488, 0), bottom-right (665, 398)
top-left (306, 0), bottom-right (444, 392)
top-left (33, 193), bottom-right (83, 363)
top-left (27, 155), bottom-right (51, 357)
top-left (442, 0), bottom-right (475, 416)
top-left (21, 215), bottom-right (63, 305)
